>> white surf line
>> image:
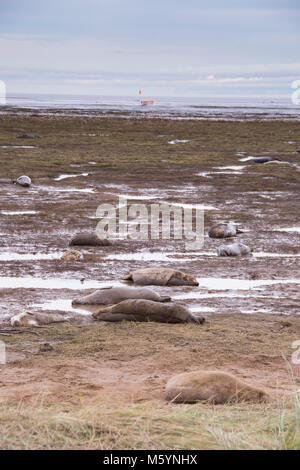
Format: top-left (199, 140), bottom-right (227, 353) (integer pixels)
top-left (0, 252), bottom-right (64, 261)
top-left (1, 210), bottom-right (38, 215)
top-left (276, 227), bottom-right (300, 234)
top-left (54, 173), bottom-right (89, 181)
top-left (0, 277), bottom-right (124, 290)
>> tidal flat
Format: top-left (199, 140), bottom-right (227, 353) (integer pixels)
top-left (0, 111), bottom-right (300, 449)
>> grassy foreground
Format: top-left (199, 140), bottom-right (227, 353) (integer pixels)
top-left (0, 398), bottom-right (300, 450)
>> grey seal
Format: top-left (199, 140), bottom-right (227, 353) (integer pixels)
top-left (13, 175), bottom-right (32, 187)
top-left (123, 267), bottom-right (198, 286)
top-left (165, 370), bottom-right (269, 404)
top-left (209, 222), bottom-right (242, 239)
top-left (69, 232), bottom-right (112, 246)
top-left (72, 286), bottom-right (171, 305)
top-left (92, 299), bottom-right (205, 324)
top-left (217, 242), bottom-right (252, 257)
top-left (252, 156), bottom-right (279, 164)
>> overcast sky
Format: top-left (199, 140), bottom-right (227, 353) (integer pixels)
top-left (0, 0), bottom-right (300, 97)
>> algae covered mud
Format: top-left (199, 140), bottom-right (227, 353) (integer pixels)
top-left (0, 110), bottom-right (300, 449)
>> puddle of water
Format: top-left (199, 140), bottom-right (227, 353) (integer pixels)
top-left (104, 251), bottom-right (216, 262)
top-left (276, 227), bottom-right (300, 234)
top-left (0, 145), bottom-right (36, 149)
top-left (190, 306), bottom-right (216, 313)
top-left (160, 201), bottom-right (218, 211)
top-left (239, 156), bottom-right (254, 162)
top-left (197, 172), bottom-right (212, 178)
top-left (0, 252), bottom-right (64, 261)
top-left (89, 161), bottom-right (97, 165)
top-left (0, 277), bottom-right (123, 290)
top-left (168, 140), bottom-right (190, 144)
top-left (34, 299), bottom-right (97, 316)
top-left (253, 252), bottom-right (300, 258)
top-left (104, 252), bottom-right (192, 262)
top-left (240, 309), bottom-right (273, 315)
top-left (196, 277), bottom-right (300, 290)
top-left (54, 173), bottom-right (89, 181)
top-left (1, 210), bottom-right (38, 215)
top-left (108, 193), bottom-right (158, 200)
top-left (215, 166), bottom-right (246, 171)
top-left (53, 188), bottom-right (95, 193)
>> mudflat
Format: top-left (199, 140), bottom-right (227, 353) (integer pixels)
top-left (0, 112), bottom-right (300, 449)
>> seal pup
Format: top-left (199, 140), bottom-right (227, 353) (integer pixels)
top-left (69, 232), bottom-right (112, 246)
top-left (72, 286), bottom-right (171, 306)
top-left (10, 311), bottom-right (68, 327)
top-left (123, 267), bottom-right (198, 286)
top-left (61, 249), bottom-right (82, 261)
top-left (217, 242), bottom-right (252, 257)
top-left (13, 175), bottom-right (31, 187)
top-left (209, 222), bottom-right (242, 239)
top-left (165, 370), bottom-right (269, 404)
top-left (93, 299), bottom-right (205, 324)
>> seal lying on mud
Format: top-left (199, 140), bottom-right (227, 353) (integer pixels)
top-left (217, 242), bottom-right (252, 257)
top-left (10, 311), bottom-right (68, 327)
top-left (123, 267), bottom-right (199, 286)
top-left (165, 370), bottom-right (269, 404)
top-left (69, 232), bottom-right (112, 246)
top-left (17, 133), bottom-right (39, 139)
top-left (209, 222), bottom-right (242, 239)
top-left (252, 156), bottom-right (279, 164)
top-left (72, 286), bottom-right (171, 306)
top-left (13, 175), bottom-right (31, 187)
top-left (92, 299), bottom-right (205, 324)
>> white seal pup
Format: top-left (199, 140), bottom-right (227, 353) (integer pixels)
top-left (10, 311), bottom-right (68, 327)
top-left (14, 175), bottom-right (32, 187)
top-left (217, 242), bottom-right (252, 257)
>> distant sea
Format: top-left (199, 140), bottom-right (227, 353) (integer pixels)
top-left (3, 93), bottom-right (300, 121)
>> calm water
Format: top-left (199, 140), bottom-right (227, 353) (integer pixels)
top-left (3, 93), bottom-right (300, 121)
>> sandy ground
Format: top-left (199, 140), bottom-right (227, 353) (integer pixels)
top-left (0, 112), bottom-right (299, 409)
